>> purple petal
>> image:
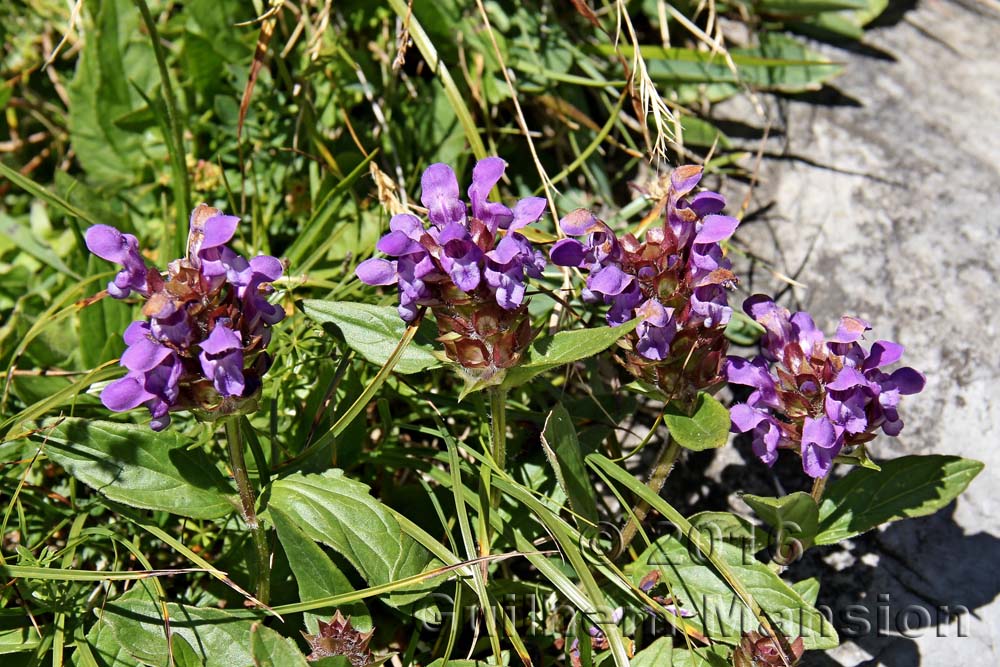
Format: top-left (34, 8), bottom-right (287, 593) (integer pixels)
top-left (825, 392), bottom-right (869, 434)
top-left (801, 415), bottom-right (843, 478)
top-left (754, 421), bottom-right (781, 467)
top-left (493, 270), bottom-right (526, 309)
top-left (200, 349), bottom-right (246, 397)
top-left (690, 285), bottom-right (732, 328)
top-left (559, 209), bottom-right (602, 236)
top-left (726, 356), bottom-right (778, 405)
top-left (549, 238), bottom-right (586, 267)
top-left (695, 214), bottom-right (739, 244)
top-left (730, 403), bottom-right (768, 433)
top-left (687, 191), bottom-right (726, 217)
top-left (468, 157), bottom-right (506, 214)
top-left (200, 323), bottom-right (242, 355)
top-left (790, 312), bottom-right (824, 356)
top-left (450, 258), bottom-right (481, 292)
top-left (670, 165), bottom-right (703, 195)
top-left (85, 225), bottom-right (129, 263)
top-left (636, 298), bottom-right (670, 328)
top-left (356, 258), bottom-right (398, 286)
top-left (249, 255), bottom-right (283, 282)
top-left (420, 163), bottom-right (465, 226)
top-left (889, 367), bottom-right (925, 395)
top-left (121, 337), bottom-right (172, 373)
top-left (588, 265), bottom-right (633, 296)
top-left (508, 197), bottom-right (547, 231)
top-left (377, 230), bottom-right (424, 256)
top-left (150, 310), bottom-right (193, 347)
top-left (200, 214), bottom-right (240, 250)
top-left (101, 376), bottom-right (154, 412)
top-left (123, 321), bottom-right (151, 346)
top-left (664, 604), bottom-right (696, 618)
top-left (390, 213), bottom-right (426, 239)
top-left (827, 367), bottom-right (868, 392)
top-left (863, 340), bottom-right (904, 371)
top-left (830, 315), bottom-right (871, 344)
top-left (487, 234), bottom-right (527, 265)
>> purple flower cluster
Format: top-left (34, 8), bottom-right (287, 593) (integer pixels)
top-left (550, 165), bottom-right (739, 363)
top-left (726, 296), bottom-right (925, 478)
top-left (355, 158), bottom-right (547, 378)
top-left (86, 205), bottom-right (284, 430)
top-left (356, 157), bottom-right (547, 322)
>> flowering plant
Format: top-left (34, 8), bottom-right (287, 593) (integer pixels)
top-left (85, 205), bottom-right (285, 430)
top-left (551, 165), bottom-right (739, 402)
top-left (727, 295), bottom-right (925, 478)
top-left (1, 3), bottom-right (983, 660)
top-left (357, 157), bottom-right (547, 381)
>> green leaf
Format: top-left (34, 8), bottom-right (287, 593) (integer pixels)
top-left (632, 531), bottom-right (838, 649)
top-left (754, 0), bottom-right (868, 15)
top-left (0, 611), bottom-right (43, 654)
top-left (502, 319), bottom-right (639, 389)
top-left (249, 622), bottom-right (310, 667)
top-left (66, 0), bottom-right (158, 186)
top-left (631, 638), bottom-right (730, 667)
top-left (815, 455), bottom-right (983, 545)
top-left (631, 637), bottom-right (672, 667)
top-left (540, 403), bottom-right (599, 525)
top-left (97, 598), bottom-right (285, 667)
top-left (169, 635), bottom-right (204, 667)
top-left (669, 646), bottom-right (731, 667)
top-left (270, 506), bottom-right (371, 631)
top-left (265, 470), bottom-right (435, 607)
top-left (609, 34), bottom-right (843, 93)
top-left (301, 300), bottom-right (439, 375)
top-left (42, 418), bottom-right (235, 520)
top-left (663, 393), bottom-right (731, 451)
top-left (742, 492), bottom-right (819, 549)
top-left (792, 12), bottom-right (866, 41)
top-left (792, 577), bottom-right (821, 607)
top-left (679, 115), bottom-right (732, 149)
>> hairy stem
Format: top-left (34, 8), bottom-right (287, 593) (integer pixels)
top-left (810, 473), bottom-right (829, 503)
top-left (619, 435), bottom-right (681, 554)
top-left (224, 418), bottom-right (270, 604)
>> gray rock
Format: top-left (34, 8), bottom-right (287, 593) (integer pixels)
top-left (717, 1), bottom-right (1000, 664)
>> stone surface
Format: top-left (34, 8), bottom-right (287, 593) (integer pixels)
top-left (715, 1), bottom-right (1000, 664)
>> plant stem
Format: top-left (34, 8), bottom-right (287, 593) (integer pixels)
top-left (618, 435), bottom-right (681, 554)
top-left (224, 418), bottom-right (270, 604)
top-left (488, 386), bottom-right (508, 494)
top-left (478, 386), bottom-right (508, 575)
top-left (810, 473), bottom-right (829, 503)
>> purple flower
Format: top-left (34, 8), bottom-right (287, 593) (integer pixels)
top-left (358, 158), bottom-right (546, 318)
top-left (727, 295), bottom-right (925, 478)
top-left (355, 158), bottom-right (547, 379)
top-left (550, 165), bottom-right (739, 399)
top-left (86, 205), bottom-right (284, 429)
top-left (199, 322), bottom-right (245, 398)
top-left (85, 225), bottom-right (150, 298)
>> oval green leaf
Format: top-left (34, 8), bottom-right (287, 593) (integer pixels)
top-left (301, 300), bottom-right (439, 375)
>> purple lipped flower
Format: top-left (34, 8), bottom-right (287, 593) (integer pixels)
top-left (726, 295), bottom-right (925, 478)
top-left (355, 158), bottom-right (547, 382)
top-left (199, 321), bottom-right (246, 398)
top-left (86, 204), bottom-right (285, 429)
top-left (85, 225), bottom-right (151, 299)
top-left (550, 165), bottom-right (740, 400)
